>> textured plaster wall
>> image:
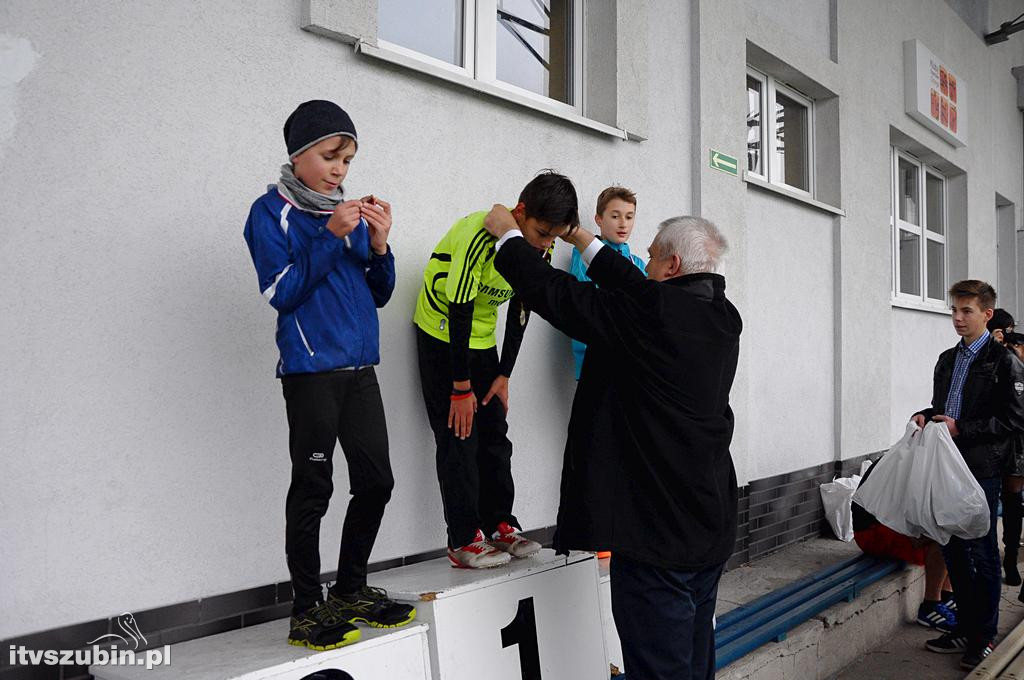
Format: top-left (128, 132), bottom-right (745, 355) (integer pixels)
top-left (0, 0), bottom-right (692, 637)
top-left (743, 191), bottom-right (835, 481)
top-left (890, 308), bottom-right (956, 442)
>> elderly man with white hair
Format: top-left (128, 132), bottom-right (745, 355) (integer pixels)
top-left (483, 207), bottom-right (742, 680)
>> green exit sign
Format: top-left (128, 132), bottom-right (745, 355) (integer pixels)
top-left (709, 149), bottom-right (738, 176)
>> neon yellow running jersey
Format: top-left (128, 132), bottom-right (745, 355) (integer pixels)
top-left (413, 210), bottom-right (516, 349)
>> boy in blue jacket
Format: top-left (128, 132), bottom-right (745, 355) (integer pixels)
top-left (244, 100), bottom-right (414, 651)
top-left (567, 186), bottom-right (645, 379)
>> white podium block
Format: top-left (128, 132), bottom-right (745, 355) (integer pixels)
top-left (90, 620), bottom-right (431, 680)
top-left (371, 549), bottom-right (607, 680)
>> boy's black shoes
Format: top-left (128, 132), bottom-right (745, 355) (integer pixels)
top-left (327, 585), bottom-right (417, 628)
top-left (925, 632), bottom-right (969, 654)
top-left (288, 601), bottom-right (361, 650)
top-left (960, 641), bottom-right (994, 670)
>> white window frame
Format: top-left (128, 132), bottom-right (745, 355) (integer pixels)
top-left (378, 0), bottom-right (584, 115)
top-left (890, 147), bottom-right (948, 309)
top-left (746, 67), bottom-right (815, 197)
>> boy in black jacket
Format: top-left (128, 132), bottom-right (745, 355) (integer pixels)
top-left (913, 280), bottom-right (1024, 670)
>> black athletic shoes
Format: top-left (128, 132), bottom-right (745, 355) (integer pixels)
top-left (327, 585), bottom-right (417, 628)
top-left (288, 601), bottom-right (361, 650)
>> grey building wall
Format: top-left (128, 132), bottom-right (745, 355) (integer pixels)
top-left (3, 0), bottom-right (1024, 643)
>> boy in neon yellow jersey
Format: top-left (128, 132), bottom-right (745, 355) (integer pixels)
top-left (414, 171), bottom-right (579, 568)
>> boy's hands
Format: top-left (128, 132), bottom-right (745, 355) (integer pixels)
top-left (909, 413), bottom-right (959, 437)
top-left (327, 200), bottom-right (362, 240)
top-left (360, 195), bottom-right (392, 255)
top-left (448, 380), bottom-right (477, 440)
top-left (482, 375), bottom-right (510, 414)
top-left (483, 204), bottom-right (518, 239)
top-left (931, 415), bottom-right (959, 437)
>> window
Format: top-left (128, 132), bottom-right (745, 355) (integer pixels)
top-left (746, 68), bottom-right (814, 194)
top-left (378, 0), bottom-right (583, 112)
top-left (891, 148), bottom-right (946, 305)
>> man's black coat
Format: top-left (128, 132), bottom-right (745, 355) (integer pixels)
top-left (494, 237), bottom-right (742, 571)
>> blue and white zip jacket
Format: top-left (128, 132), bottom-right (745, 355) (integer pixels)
top-left (567, 240), bottom-right (645, 380)
top-left (243, 187), bottom-right (396, 377)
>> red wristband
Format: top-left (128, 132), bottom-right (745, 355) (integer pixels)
top-left (450, 392), bottom-right (473, 401)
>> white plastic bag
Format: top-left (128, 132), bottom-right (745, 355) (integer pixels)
top-left (851, 421), bottom-right (990, 545)
top-left (821, 474), bottom-right (861, 542)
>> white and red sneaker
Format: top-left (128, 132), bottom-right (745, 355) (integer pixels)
top-left (489, 522), bottom-right (542, 558)
top-left (448, 529), bottom-right (512, 569)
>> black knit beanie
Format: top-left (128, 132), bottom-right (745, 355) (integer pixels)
top-left (283, 100), bottom-right (358, 159)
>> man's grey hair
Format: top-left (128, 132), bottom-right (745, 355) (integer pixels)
top-left (651, 216), bottom-right (728, 274)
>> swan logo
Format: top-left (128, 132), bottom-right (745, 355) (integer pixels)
top-left (87, 613), bottom-right (148, 649)
top-left (8, 611), bottom-right (170, 669)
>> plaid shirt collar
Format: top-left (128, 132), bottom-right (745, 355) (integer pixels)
top-left (959, 330), bottom-right (991, 358)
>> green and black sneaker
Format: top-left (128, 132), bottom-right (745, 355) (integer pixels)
top-left (288, 601), bottom-right (361, 650)
top-left (327, 585), bottom-right (417, 628)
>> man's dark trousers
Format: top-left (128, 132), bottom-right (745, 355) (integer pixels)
top-left (611, 554), bottom-right (724, 680)
top-left (281, 368), bottom-right (394, 614)
top-left (943, 476), bottom-right (1002, 647)
top-left (415, 328), bottom-right (519, 549)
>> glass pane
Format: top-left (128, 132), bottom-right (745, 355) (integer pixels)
top-left (379, 0), bottom-right (463, 66)
top-left (496, 0), bottom-right (572, 104)
top-left (898, 158), bottom-right (919, 226)
top-left (927, 240), bottom-right (945, 300)
top-left (926, 173), bottom-right (944, 235)
top-left (776, 91), bottom-right (809, 191)
top-left (899, 230), bottom-right (921, 296)
top-left (747, 76), bottom-right (762, 174)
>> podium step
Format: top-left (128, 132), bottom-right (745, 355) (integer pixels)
top-left (90, 620), bottom-right (430, 680)
top-left (371, 549), bottom-right (608, 680)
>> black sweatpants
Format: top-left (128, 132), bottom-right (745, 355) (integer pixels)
top-left (1003, 487), bottom-right (1022, 560)
top-left (281, 368), bottom-right (394, 614)
top-left (416, 328), bottom-right (519, 549)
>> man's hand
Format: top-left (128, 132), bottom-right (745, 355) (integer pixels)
top-left (563, 227), bottom-right (596, 252)
top-left (327, 200), bottom-right (362, 240)
top-left (931, 414), bottom-right (959, 437)
top-left (360, 195), bottom-right (392, 255)
top-left (448, 380), bottom-right (477, 440)
top-left (482, 375), bottom-right (510, 414)
top-left (483, 204), bottom-right (518, 239)
top-left (911, 414), bottom-right (926, 430)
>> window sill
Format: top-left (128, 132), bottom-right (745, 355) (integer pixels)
top-left (742, 173), bottom-right (846, 217)
top-left (356, 41), bottom-right (636, 141)
top-left (890, 298), bottom-right (950, 315)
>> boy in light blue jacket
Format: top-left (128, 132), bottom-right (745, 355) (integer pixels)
top-left (243, 100), bottom-right (414, 651)
top-left (568, 186), bottom-right (646, 379)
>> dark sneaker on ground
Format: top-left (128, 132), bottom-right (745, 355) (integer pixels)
top-left (916, 601), bottom-right (957, 633)
top-left (960, 642), bottom-right (994, 670)
top-left (328, 586), bottom-right (417, 628)
top-left (925, 632), bottom-right (969, 654)
top-left (1005, 555), bottom-right (1022, 586)
top-left (288, 602), bottom-right (360, 650)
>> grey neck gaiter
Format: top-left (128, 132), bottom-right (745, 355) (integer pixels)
top-left (275, 163), bottom-right (343, 214)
